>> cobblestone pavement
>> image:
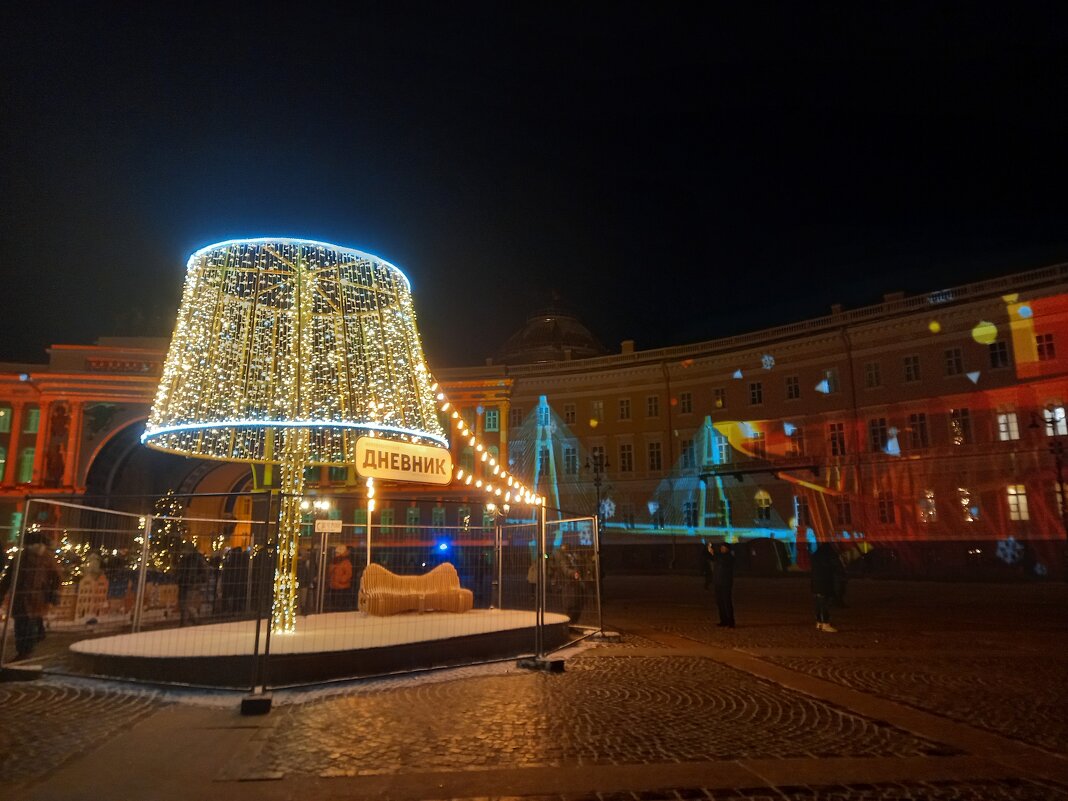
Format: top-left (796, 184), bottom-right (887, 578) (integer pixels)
top-left (765, 655), bottom-right (1068, 754)
top-left (434, 779), bottom-right (1068, 800)
top-left (0, 679), bottom-right (166, 786)
top-left (254, 655), bottom-right (950, 778)
top-left (3, 576), bottom-right (1067, 801)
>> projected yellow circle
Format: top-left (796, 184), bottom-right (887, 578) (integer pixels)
top-left (928, 321), bottom-right (942, 334)
top-left (971, 320), bottom-right (998, 345)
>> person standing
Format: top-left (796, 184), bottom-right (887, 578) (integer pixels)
top-left (550, 542), bottom-right (585, 623)
top-left (175, 542), bottom-right (208, 627)
top-left (707, 542), bottom-right (736, 628)
top-left (327, 544), bottom-right (354, 611)
top-left (0, 530), bottom-right (62, 660)
top-left (811, 542), bottom-right (841, 632)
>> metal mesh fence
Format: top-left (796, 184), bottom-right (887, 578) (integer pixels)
top-left (0, 494), bottom-right (600, 689)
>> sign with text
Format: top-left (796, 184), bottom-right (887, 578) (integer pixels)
top-left (314, 519), bottom-right (343, 533)
top-left (354, 437), bottom-right (453, 485)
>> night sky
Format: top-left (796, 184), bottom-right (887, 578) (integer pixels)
top-left (3, 4), bottom-right (1068, 367)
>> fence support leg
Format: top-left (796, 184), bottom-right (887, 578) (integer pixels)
top-left (132, 515), bottom-right (152, 633)
top-left (517, 503), bottom-right (563, 672)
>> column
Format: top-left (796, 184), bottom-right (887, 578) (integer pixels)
top-left (30, 401), bottom-right (52, 486)
top-left (2, 402), bottom-right (24, 486)
top-left (63, 402), bottom-right (84, 489)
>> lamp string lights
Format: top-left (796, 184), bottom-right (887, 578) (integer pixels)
top-left (429, 381), bottom-right (545, 510)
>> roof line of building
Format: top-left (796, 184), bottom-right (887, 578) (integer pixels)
top-left (443, 261), bottom-right (1068, 378)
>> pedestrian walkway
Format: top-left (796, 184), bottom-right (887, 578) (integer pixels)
top-left (2, 576), bottom-right (1066, 801)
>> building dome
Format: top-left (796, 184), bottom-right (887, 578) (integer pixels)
top-left (497, 307), bottom-right (608, 364)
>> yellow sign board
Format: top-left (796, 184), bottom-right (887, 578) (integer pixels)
top-left (354, 437), bottom-right (453, 485)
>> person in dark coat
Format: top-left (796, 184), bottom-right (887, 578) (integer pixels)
top-left (550, 542), bottom-right (586, 623)
top-left (810, 542), bottom-right (843, 632)
top-left (175, 542), bottom-right (208, 626)
top-left (0, 530), bottom-right (62, 660)
top-left (707, 542), bottom-right (736, 628)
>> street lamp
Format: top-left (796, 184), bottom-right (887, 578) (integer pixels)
top-left (1030, 406), bottom-right (1068, 546)
top-left (585, 453), bottom-right (610, 528)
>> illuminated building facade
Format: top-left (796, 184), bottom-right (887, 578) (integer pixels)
top-left (2, 262), bottom-right (1067, 576)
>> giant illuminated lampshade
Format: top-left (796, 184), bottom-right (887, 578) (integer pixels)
top-left (143, 238), bottom-right (447, 632)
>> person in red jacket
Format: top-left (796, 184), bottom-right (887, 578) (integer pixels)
top-left (327, 544), bottom-right (354, 611)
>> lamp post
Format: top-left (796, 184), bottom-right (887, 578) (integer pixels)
top-left (585, 453), bottom-right (610, 529)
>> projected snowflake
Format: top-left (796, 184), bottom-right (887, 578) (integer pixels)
top-left (600, 497), bottom-right (616, 520)
top-left (996, 536), bottom-right (1023, 565)
top-left (761, 353), bottom-right (775, 370)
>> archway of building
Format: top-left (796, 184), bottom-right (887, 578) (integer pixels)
top-left (83, 419), bottom-right (251, 521)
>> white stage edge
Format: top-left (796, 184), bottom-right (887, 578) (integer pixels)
top-left (71, 609), bottom-right (570, 659)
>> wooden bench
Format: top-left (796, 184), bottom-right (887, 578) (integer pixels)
top-left (358, 562), bottom-right (474, 616)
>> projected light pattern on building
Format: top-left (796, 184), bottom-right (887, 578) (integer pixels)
top-left (143, 238), bottom-right (446, 463)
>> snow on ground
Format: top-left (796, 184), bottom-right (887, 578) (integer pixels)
top-left (70, 609), bottom-right (569, 658)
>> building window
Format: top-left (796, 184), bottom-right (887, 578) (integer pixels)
top-left (0, 406), bottom-right (10, 434)
top-left (328, 466), bottom-right (348, 483)
top-left (835, 497), bottom-right (852, 526)
top-left (997, 412), bottom-right (1020, 441)
top-left (618, 443), bottom-right (633, 473)
top-left (682, 500), bottom-right (699, 527)
top-left (750, 431), bottom-right (766, 459)
top-left (510, 407), bottom-right (524, 428)
top-left (1007, 485), bottom-right (1030, 521)
top-left (22, 407), bottom-right (40, 434)
top-left (460, 446), bottom-right (474, 473)
top-left (17, 447), bottom-right (34, 484)
top-left (989, 341), bottom-right (1010, 369)
top-left (958, 487), bottom-right (976, 523)
top-left (559, 404), bottom-right (574, 425)
top-left (864, 361), bottom-right (881, 389)
top-left (907, 413), bottom-right (929, 448)
top-left (755, 490), bottom-right (772, 521)
top-left (0, 446), bottom-right (5, 479)
top-left (590, 445), bottom-right (606, 470)
top-left (681, 439), bottom-right (695, 469)
top-left (868, 418), bottom-right (889, 452)
top-left (949, 408), bottom-right (972, 445)
top-left (713, 432), bottom-right (730, 464)
top-left (484, 407), bottom-right (499, 432)
top-left (1044, 405), bottom-right (1067, 436)
top-left (714, 388), bottom-right (726, 409)
top-left (1056, 485), bottom-right (1065, 519)
top-left (353, 508), bottom-right (368, 526)
top-left (877, 491), bottom-right (895, 524)
top-left (944, 347), bottom-right (964, 376)
top-left (824, 369), bottom-right (840, 394)
top-left (785, 375), bottom-right (800, 400)
top-left (457, 505), bottom-right (471, 530)
top-left (787, 426), bottom-right (805, 457)
top-left (647, 442), bottom-right (662, 472)
top-left (679, 392), bottom-right (693, 414)
top-left (903, 354), bottom-right (921, 383)
top-left (1036, 333), bottom-right (1056, 361)
top-left (461, 408), bottom-right (476, 430)
top-left (482, 507), bottom-right (495, 530)
top-left (590, 400), bottom-right (603, 424)
top-left (646, 395), bottom-right (660, 418)
top-left (406, 506), bottom-right (421, 534)
top-left (749, 382), bottom-right (763, 406)
top-left (379, 508), bottom-right (395, 528)
top-left (431, 506), bottom-right (446, 528)
top-left (796, 497), bottom-right (811, 528)
top-left (828, 422), bottom-right (847, 456)
top-left (619, 398), bottom-right (631, 420)
top-left (563, 445), bottom-right (578, 476)
top-left (918, 489), bottom-right (937, 524)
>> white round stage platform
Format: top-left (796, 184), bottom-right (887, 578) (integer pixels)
top-left (69, 609), bottom-right (572, 687)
